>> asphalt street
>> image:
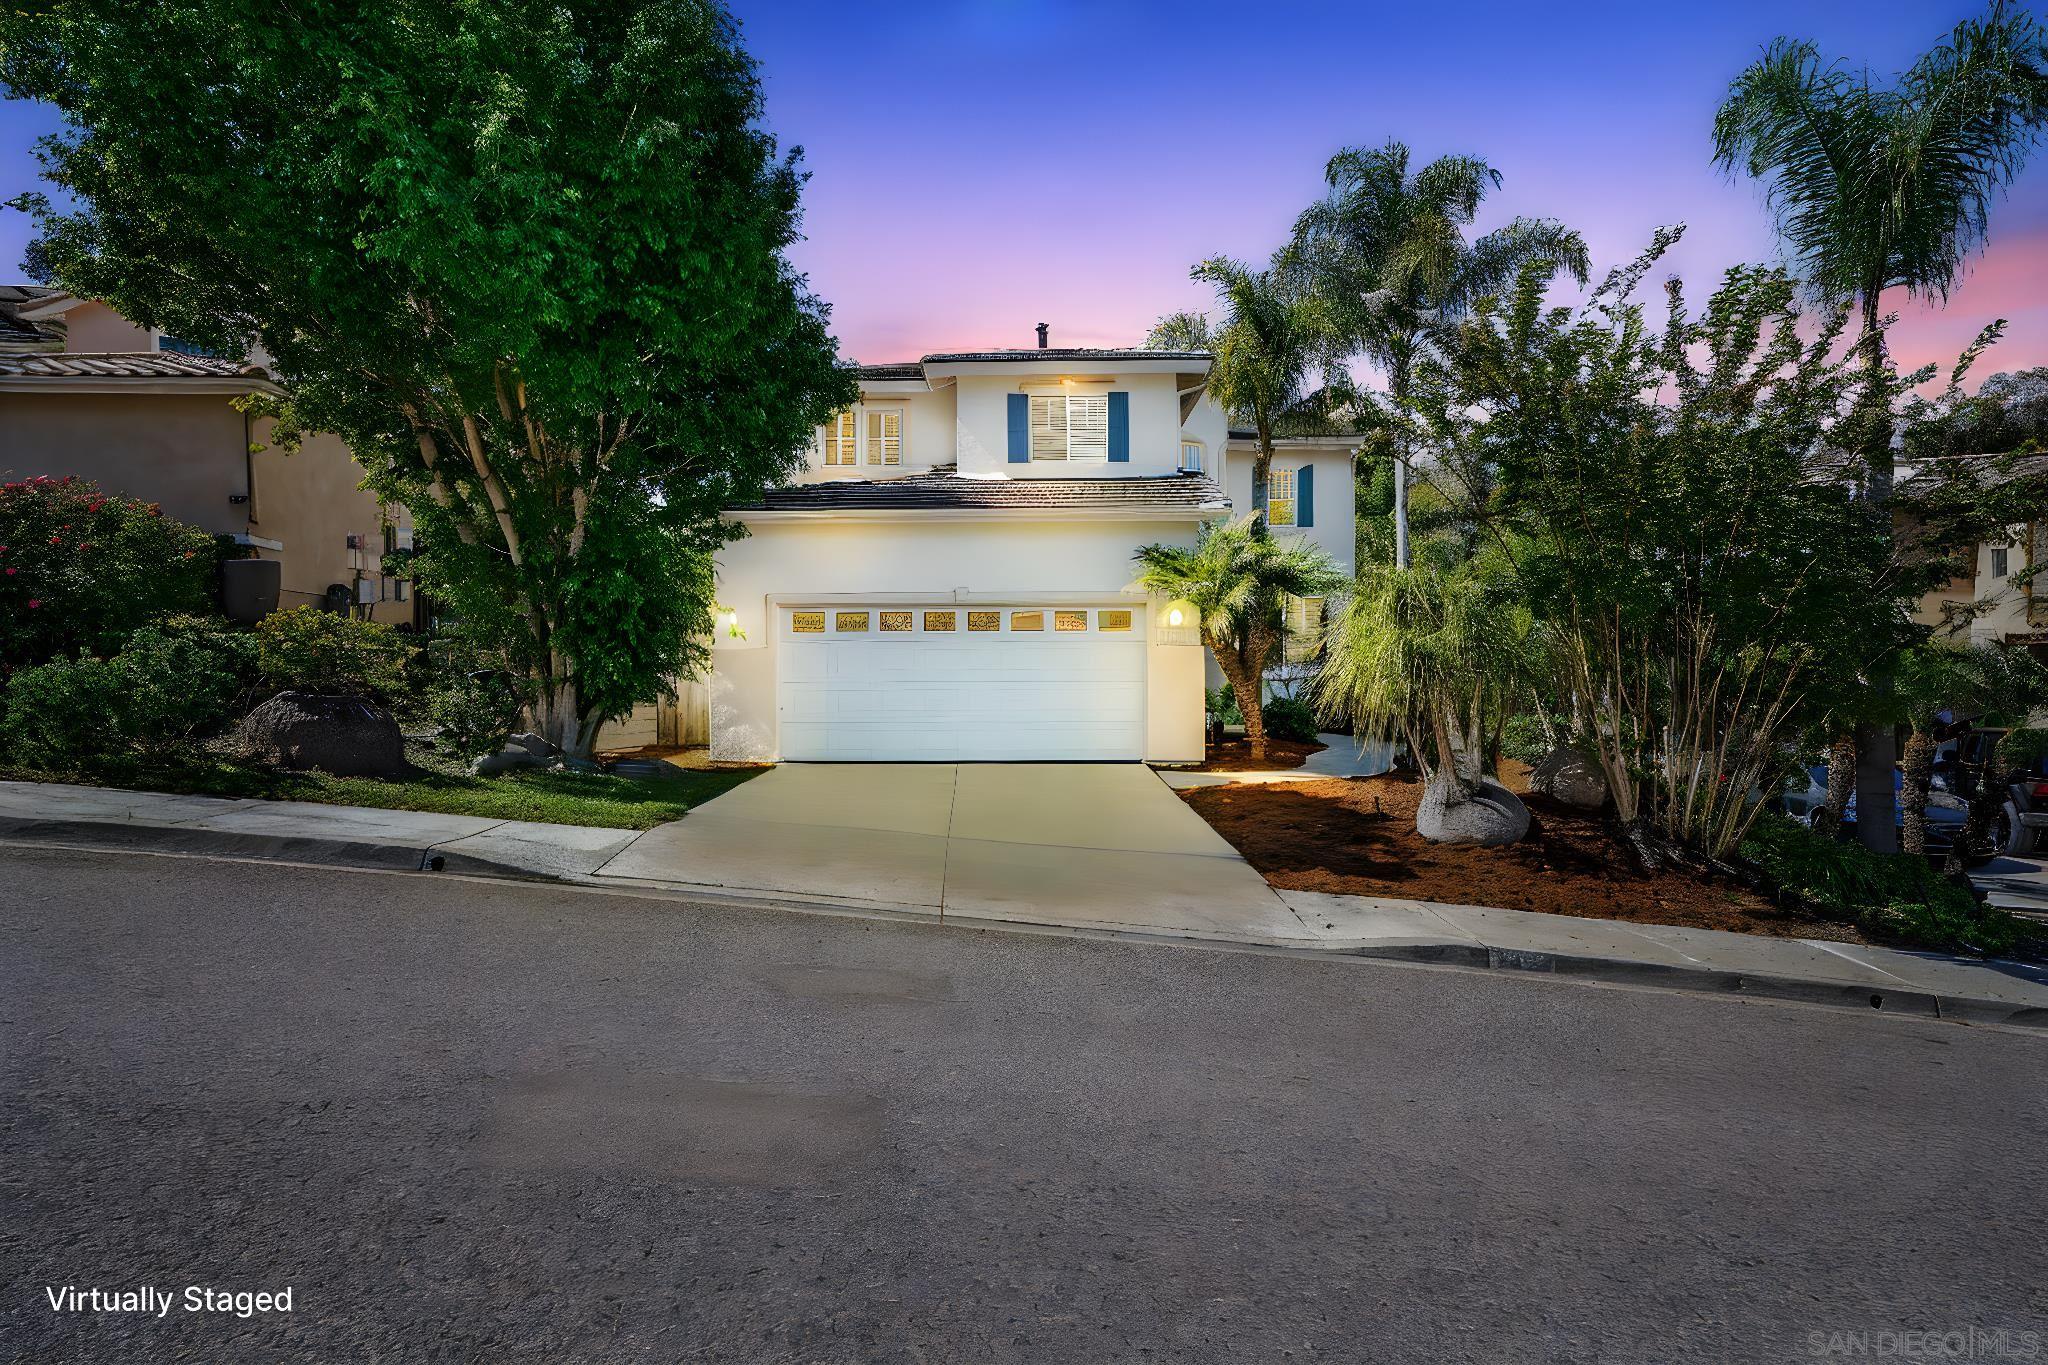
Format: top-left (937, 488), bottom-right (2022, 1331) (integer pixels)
top-left (3, 844), bottom-right (2044, 1363)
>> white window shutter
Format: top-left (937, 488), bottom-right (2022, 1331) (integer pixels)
top-left (1067, 395), bottom-right (1109, 461)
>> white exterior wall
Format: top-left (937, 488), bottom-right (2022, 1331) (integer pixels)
top-left (709, 514), bottom-right (1209, 764)
top-left (1220, 437), bottom-right (1357, 576)
top-left (794, 383), bottom-right (955, 484)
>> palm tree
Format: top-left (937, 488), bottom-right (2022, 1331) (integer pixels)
top-left (1150, 254), bottom-right (1346, 534)
top-left (1134, 516), bottom-right (1344, 762)
top-left (1713, 3), bottom-right (2048, 853)
top-left (1290, 140), bottom-right (1588, 568)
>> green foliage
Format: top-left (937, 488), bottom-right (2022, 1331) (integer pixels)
top-left (1, 619), bottom-right (248, 769)
top-left (3, 0), bottom-right (856, 754)
top-left (0, 475), bottom-right (220, 673)
top-left (255, 608), bottom-right (412, 699)
top-left (1260, 695), bottom-right (1320, 744)
top-left (1741, 815), bottom-right (2034, 956)
top-left (1999, 727), bottom-right (2048, 772)
top-left (429, 672), bottom-right (528, 764)
top-left (1206, 685), bottom-right (1243, 726)
top-left (1499, 713), bottom-right (1554, 766)
top-left (1311, 557), bottom-right (1537, 785)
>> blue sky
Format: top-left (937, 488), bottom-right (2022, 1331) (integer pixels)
top-left (5, 1), bottom-right (2045, 376)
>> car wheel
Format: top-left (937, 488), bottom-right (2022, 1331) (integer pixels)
top-left (1997, 803), bottom-right (2026, 856)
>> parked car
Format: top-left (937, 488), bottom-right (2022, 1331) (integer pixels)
top-left (1934, 728), bottom-right (2048, 857)
top-left (1778, 765), bottom-right (1985, 863)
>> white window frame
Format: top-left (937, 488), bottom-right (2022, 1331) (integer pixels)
top-left (864, 406), bottom-right (905, 467)
top-left (821, 410), bottom-right (858, 467)
top-left (1267, 468), bottom-right (1297, 526)
top-left (1030, 392), bottom-right (1109, 463)
top-left (1179, 439), bottom-right (1205, 473)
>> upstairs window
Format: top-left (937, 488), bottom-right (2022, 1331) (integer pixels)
top-left (1030, 392), bottom-right (1109, 462)
top-left (1179, 440), bottom-right (1204, 473)
top-left (822, 410), bottom-right (858, 466)
top-left (866, 408), bottom-right (903, 466)
top-left (1992, 545), bottom-right (2011, 580)
top-left (1266, 468), bottom-right (1297, 526)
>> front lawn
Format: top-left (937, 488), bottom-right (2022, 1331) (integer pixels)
top-left (2, 744), bottom-right (763, 830)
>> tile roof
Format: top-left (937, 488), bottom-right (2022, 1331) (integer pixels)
top-left (853, 362), bottom-right (925, 381)
top-left (732, 466), bottom-right (1229, 514)
top-left (922, 348), bottom-right (1210, 364)
top-left (0, 286), bottom-right (65, 346)
top-left (0, 351), bottom-right (271, 381)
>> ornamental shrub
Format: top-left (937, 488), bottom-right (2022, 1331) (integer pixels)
top-left (0, 618), bottom-right (248, 769)
top-left (1260, 695), bottom-right (1321, 745)
top-left (0, 475), bottom-right (221, 672)
top-left (254, 607), bottom-right (412, 699)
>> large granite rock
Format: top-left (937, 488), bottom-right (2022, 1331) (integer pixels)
top-left (239, 691), bottom-right (405, 777)
top-left (1529, 746), bottom-right (1609, 811)
top-left (1416, 775), bottom-right (1530, 847)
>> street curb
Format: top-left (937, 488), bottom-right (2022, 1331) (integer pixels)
top-left (5, 816), bottom-right (2045, 1032)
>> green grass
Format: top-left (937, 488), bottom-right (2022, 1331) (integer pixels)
top-left (2, 748), bottom-right (762, 830)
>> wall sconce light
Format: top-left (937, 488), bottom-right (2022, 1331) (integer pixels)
top-left (1167, 606), bottom-right (1185, 627)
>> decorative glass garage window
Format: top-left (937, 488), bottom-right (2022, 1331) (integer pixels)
top-left (1098, 609), bottom-right (1133, 631)
top-left (1011, 610), bottom-right (1044, 631)
top-left (879, 611), bottom-right (913, 632)
top-left (924, 610), bottom-right (957, 632)
top-left (1055, 610), bottom-right (1087, 632)
top-left (791, 611), bottom-right (825, 633)
top-left (835, 611), bottom-right (870, 632)
top-left (968, 611), bottom-right (1001, 631)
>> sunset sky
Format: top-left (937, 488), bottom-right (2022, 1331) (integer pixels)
top-left (4, 0), bottom-right (2046, 383)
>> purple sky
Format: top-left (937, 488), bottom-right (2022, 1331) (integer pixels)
top-left (5, 1), bottom-right (2046, 381)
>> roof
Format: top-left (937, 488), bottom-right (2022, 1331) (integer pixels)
top-left (0, 286), bottom-right (65, 347)
top-left (0, 351), bottom-right (271, 381)
top-left (853, 362), bottom-right (925, 381)
top-left (731, 466), bottom-right (1229, 515)
top-left (922, 348), bottom-right (1211, 364)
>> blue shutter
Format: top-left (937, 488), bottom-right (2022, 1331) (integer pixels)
top-left (1107, 391), bottom-right (1130, 462)
top-left (1007, 392), bottom-right (1029, 463)
top-left (1297, 464), bottom-right (1314, 527)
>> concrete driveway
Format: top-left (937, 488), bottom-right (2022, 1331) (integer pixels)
top-left (598, 764), bottom-right (1308, 939)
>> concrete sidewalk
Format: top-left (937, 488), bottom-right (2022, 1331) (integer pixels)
top-left (5, 778), bottom-right (2046, 1029)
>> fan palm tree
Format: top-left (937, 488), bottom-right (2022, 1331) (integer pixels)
top-left (1713, 3), bottom-right (2048, 853)
top-left (1290, 140), bottom-right (1589, 568)
top-left (1150, 254), bottom-right (1347, 534)
top-left (1134, 516), bottom-right (1344, 762)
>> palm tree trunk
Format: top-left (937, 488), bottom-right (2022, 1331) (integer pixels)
top-left (1209, 633), bottom-right (1269, 763)
top-left (1900, 727), bottom-right (1935, 856)
top-left (1390, 351), bottom-right (1411, 569)
top-left (1853, 283), bottom-right (1900, 853)
top-left (1814, 732), bottom-right (1856, 837)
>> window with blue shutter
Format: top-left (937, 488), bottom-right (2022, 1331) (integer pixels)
top-left (1107, 391), bottom-right (1129, 462)
top-left (1297, 464), bottom-right (1314, 527)
top-left (1007, 392), bottom-right (1029, 463)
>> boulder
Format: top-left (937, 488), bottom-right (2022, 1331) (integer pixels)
top-left (1415, 775), bottom-right (1531, 847)
top-left (239, 691), bottom-right (405, 777)
top-left (1529, 746), bottom-right (1609, 811)
top-left (471, 746), bottom-right (546, 777)
top-left (507, 731), bottom-right (556, 758)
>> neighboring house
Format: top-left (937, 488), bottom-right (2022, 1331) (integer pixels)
top-left (0, 287), bottom-right (414, 624)
top-left (1905, 453), bottom-right (2048, 665)
top-left (698, 339), bottom-right (1241, 763)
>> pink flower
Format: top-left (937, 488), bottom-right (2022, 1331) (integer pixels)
top-left (4, 568), bottom-right (14, 576)
top-left (26, 599), bottom-right (39, 608)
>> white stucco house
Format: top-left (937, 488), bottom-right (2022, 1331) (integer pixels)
top-left (695, 340), bottom-right (1355, 764)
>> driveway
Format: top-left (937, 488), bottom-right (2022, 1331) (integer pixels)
top-left (597, 763), bottom-right (1309, 939)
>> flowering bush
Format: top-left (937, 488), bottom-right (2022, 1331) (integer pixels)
top-left (0, 475), bottom-right (221, 672)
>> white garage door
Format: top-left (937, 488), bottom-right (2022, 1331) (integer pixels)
top-left (777, 604), bottom-right (1146, 761)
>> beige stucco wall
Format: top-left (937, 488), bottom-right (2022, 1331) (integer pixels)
top-left (0, 389), bottom-right (410, 624)
top-left (56, 301), bottom-right (154, 353)
top-left (707, 514), bottom-right (1211, 763)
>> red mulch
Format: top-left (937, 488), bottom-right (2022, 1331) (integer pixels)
top-left (1186, 737), bottom-right (1326, 772)
top-left (1183, 773), bottom-right (1868, 942)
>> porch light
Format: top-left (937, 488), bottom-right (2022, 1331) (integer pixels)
top-left (1167, 606), bottom-right (1185, 627)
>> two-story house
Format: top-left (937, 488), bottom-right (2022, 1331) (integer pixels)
top-left (0, 286), bottom-right (416, 625)
top-left (688, 337), bottom-right (1361, 764)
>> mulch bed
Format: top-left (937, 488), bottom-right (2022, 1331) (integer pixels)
top-left (1186, 737), bottom-right (1326, 772)
top-left (1182, 772), bottom-right (1868, 943)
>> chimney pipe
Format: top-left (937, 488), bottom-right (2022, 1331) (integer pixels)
top-left (1035, 322), bottom-right (1049, 350)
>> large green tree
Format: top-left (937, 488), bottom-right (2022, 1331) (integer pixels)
top-left (1289, 141), bottom-right (1587, 568)
top-left (2, 0), bottom-right (856, 756)
top-left (1712, 3), bottom-right (2048, 849)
